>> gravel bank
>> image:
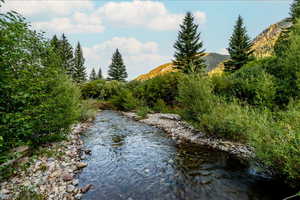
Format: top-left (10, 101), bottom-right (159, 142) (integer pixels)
top-left (0, 122), bottom-right (93, 200)
top-left (123, 112), bottom-right (254, 160)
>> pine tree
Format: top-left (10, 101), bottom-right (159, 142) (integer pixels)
top-left (73, 42), bottom-right (86, 83)
top-left (89, 68), bottom-right (97, 81)
top-left (50, 35), bottom-right (60, 50)
top-left (59, 34), bottom-right (74, 76)
top-left (107, 49), bottom-right (128, 81)
top-left (173, 12), bottom-right (206, 74)
top-left (290, 0), bottom-right (300, 22)
top-left (274, 0), bottom-right (299, 56)
top-left (224, 15), bottom-right (253, 73)
top-left (97, 67), bottom-right (103, 79)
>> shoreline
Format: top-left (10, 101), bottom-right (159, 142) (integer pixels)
top-left (0, 121), bottom-right (93, 200)
top-left (122, 112), bottom-right (254, 160)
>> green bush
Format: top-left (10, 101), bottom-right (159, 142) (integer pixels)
top-left (81, 80), bottom-right (125, 100)
top-left (110, 88), bottom-right (140, 111)
top-left (177, 75), bottom-right (216, 121)
top-left (250, 101), bottom-right (300, 186)
top-left (153, 99), bottom-right (170, 113)
top-left (0, 10), bottom-right (80, 152)
top-left (79, 99), bottom-right (99, 122)
top-left (134, 73), bottom-right (183, 107)
top-left (212, 62), bottom-right (277, 108)
top-left (136, 106), bottom-right (152, 119)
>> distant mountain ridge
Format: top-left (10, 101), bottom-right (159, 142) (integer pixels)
top-left (136, 53), bottom-right (229, 80)
top-left (135, 18), bottom-right (292, 80)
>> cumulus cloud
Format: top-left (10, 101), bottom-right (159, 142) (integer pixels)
top-left (82, 37), bottom-right (170, 79)
top-left (98, 1), bottom-right (206, 31)
top-left (32, 12), bottom-right (104, 34)
top-left (218, 48), bottom-right (229, 55)
top-left (1, 0), bottom-right (94, 16)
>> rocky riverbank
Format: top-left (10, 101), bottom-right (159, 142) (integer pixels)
top-left (122, 112), bottom-right (254, 160)
top-left (0, 122), bottom-right (93, 200)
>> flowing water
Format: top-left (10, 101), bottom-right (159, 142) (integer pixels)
top-left (78, 110), bottom-right (291, 200)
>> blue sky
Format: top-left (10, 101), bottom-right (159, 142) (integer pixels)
top-left (1, 0), bottom-right (292, 79)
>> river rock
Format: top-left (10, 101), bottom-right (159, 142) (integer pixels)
top-left (80, 184), bottom-right (93, 193)
top-left (66, 185), bottom-right (75, 193)
top-left (62, 173), bottom-right (74, 181)
top-left (77, 162), bottom-right (87, 169)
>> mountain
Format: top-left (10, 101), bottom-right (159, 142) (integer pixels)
top-left (135, 18), bottom-right (292, 81)
top-left (251, 18), bottom-right (292, 58)
top-left (136, 53), bottom-right (229, 80)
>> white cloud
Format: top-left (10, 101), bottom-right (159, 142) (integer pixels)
top-left (97, 1), bottom-right (206, 31)
top-left (1, 0), bottom-right (94, 16)
top-left (32, 12), bottom-right (104, 34)
top-left (82, 37), bottom-right (170, 79)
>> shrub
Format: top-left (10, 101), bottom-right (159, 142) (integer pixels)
top-left (0, 10), bottom-right (80, 151)
top-left (153, 99), bottom-right (170, 113)
top-left (136, 106), bottom-right (152, 119)
top-left (81, 80), bottom-right (124, 100)
top-left (212, 62), bottom-right (277, 109)
top-left (110, 88), bottom-right (140, 111)
top-left (79, 99), bottom-right (99, 122)
top-left (134, 73), bottom-right (183, 107)
top-left (177, 75), bottom-right (216, 121)
top-left (250, 100), bottom-right (300, 186)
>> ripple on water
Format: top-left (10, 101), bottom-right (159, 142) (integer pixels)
top-left (78, 110), bottom-right (292, 200)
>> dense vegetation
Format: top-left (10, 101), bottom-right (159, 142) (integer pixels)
top-left (0, 3), bottom-right (98, 171)
top-left (80, 10), bottom-right (300, 189)
top-left (1, 0), bottom-right (299, 193)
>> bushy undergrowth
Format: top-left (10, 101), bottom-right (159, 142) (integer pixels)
top-left (0, 11), bottom-right (80, 153)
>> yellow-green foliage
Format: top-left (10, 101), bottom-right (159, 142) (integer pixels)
top-left (79, 99), bottom-right (99, 122)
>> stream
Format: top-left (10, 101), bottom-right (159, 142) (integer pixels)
top-left (78, 110), bottom-right (291, 200)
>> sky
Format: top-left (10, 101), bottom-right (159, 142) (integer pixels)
top-left (1, 0), bottom-right (292, 79)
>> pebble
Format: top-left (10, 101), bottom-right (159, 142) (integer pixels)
top-left (0, 122), bottom-right (93, 199)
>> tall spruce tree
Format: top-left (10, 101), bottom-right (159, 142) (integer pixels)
top-left (50, 35), bottom-right (60, 50)
top-left (274, 0), bottom-right (299, 56)
top-left (73, 42), bottom-right (86, 83)
top-left (59, 34), bottom-right (74, 76)
top-left (173, 12), bottom-right (206, 74)
top-left (107, 49), bottom-right (128, 81)
top-left (224, 15), bottom-right (253, 73)
top-left (89, 68), bottom-right (97, 81)
top-left (97, 67), bottom-right (103, 79)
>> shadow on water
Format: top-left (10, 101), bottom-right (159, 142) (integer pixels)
top-left (78, 110), bottom-right (294, 200)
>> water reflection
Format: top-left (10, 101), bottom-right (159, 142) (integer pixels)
top-left (78, 110), bottom-right (292, 200)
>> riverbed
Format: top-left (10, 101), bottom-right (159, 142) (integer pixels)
top-left (78, 110), bottom-right (291, 200)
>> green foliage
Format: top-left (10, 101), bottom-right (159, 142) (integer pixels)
top-left (72, 42), bottom-right (86, 83)
top-left (110, 89), bottom-right (140, 111)
top-left (79, 99), bottom-right (99, 122)
top-left (173, 12), bottom-right (206, 74)
top-left (97, 67), bottom-right (103, 79)
top-left (89, 68), bottom-right (97, 81)
top-left (81, 79), bottom-right (124, 100)
top-left (58, 34), bottom-right (74, 76)
top-left (136, 106), bottom-right (152, 119)
top-left (224, 15), bottom-right (253, 72)
top-left (290, 0), bottom-right (300, 22)
top-left (0, 10), bottom-right (80, 152)
top-left (108, 49), bottom-right (128, 81)
top-left (153, 99), bottom-right (170, 113)
top-left (213, 61), bottom-right (277, 108)
top-left (177, 75), bottom-right (216, 121)
top-left (135, 73), bottom-right (183, 107)
top-left (16, 186), bottom-right (45, 200)
top-left (250, 101), bottom-right (300, 185)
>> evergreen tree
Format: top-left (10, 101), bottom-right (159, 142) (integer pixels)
top-left (173, 12), bottom-right (206, 74)
top-left (107, 49), bottom-right (128, 81)
top-left (59, 34), bottom-right (74, 76)
top-left (224, 15), bottom-right (253, 73)
top-left (73, 42), bottom-right (86, 83)
top-left (89, 68), bottom-right (97, 81)
top-left (274, 0), bottom-right (299, 56)
top-left (97, 67), bottom-right (103, 79)
top-left (50, 35), bottom-right (60, 50)
top-left (290, 0), bottom-right (300, 22)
